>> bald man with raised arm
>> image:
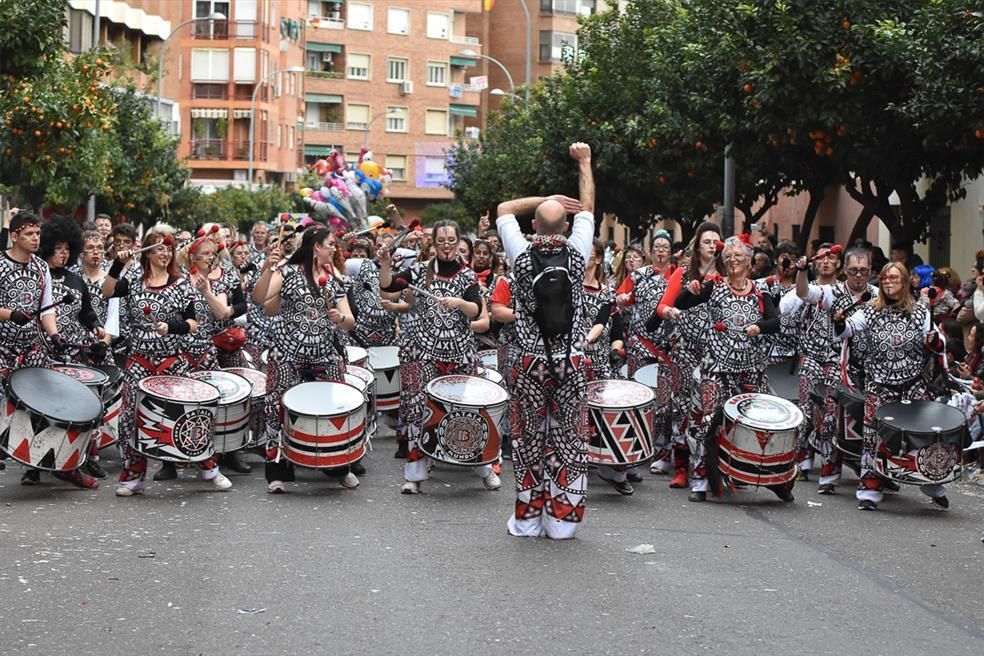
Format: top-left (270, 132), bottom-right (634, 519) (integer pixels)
top-left (495, 142), bottom-right (595, 540)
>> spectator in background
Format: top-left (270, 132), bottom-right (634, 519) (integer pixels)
top-left (95, 213), bottom-right (113, 241)
top-left (891, 241), bottom-right (924, 271)
top-left (750, 248), bottom-right (774, 279)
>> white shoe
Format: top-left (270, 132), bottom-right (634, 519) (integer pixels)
top-left (483, 471), bottom-right (502, 491)
top-left (401, 481), bottom-right (420, 495)
top-left (650, 459), bottom-right (671, 475)
top-left (267, 480), bottom-right (285, 494)
top-left (115, 486), bottom-right (142, 497)
top-left (339, 472), bottom-right (359, 489)
top-left (210, 473), bottom-right (232, 490)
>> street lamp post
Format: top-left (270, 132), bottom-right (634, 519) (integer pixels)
top-left (248, 66), bottom-right (306, 190)
top-left (518, 0), bottom-right (531, 104)
top-left (362, 109), bottom-right (402, 148)
top-left (156, 13), bottom-right (226, 126)
top-left (490, 89), bottom-right (521, 101)
top-left (460, 49), bottom-right (515, 96)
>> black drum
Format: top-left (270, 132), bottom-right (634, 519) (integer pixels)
top-left (766, 359), bottom-right (799, 404)
top-left (834, 384), bottom-right (864, 462)
top-left (874, 400), bottom-right (967, 485)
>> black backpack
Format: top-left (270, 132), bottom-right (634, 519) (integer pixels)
top-left (529, 246), bottom-right (575, 381)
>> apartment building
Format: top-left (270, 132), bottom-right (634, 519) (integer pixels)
top-left (302, 0), bottom-right (485, 216)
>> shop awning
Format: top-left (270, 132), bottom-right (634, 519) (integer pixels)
top-left (307, 42), bottom-right (342, 53)
top-left (449, 103), bottom-right (478, 118)
top-left (304, 144), bottom-right (336, 156)
top-left (190, 108), bottom-right (228, 119)
top-left (305, 93), bottom-right (343, 104)
top-left (450, 56), bottom-right (477, 68)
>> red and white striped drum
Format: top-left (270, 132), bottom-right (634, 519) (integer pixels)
top-left (0, 368), bottom-right (103, 471)
top-left (223, 366), bottom-right (266, 445)
top-left (719, 393), bottom-right (802, 487)
top-left (345, 345), bottom-right (369, 369)
top-left (368, 346), bottom-right (399, 413)
top-left (135, 376), bottom-right (219, 462)
top-left (478, 349), bottom-right (498, 371)
top-left (281, 382), bottom-right (367, 469)
top-left (189, 370), bottom-right (252, 453)
top-left (345, 365), bottom-right (376, 436)
top-left (586, 379), bottom-right (656, 465)
top-left (94, 365), bottom-right (124, 450)
top-left (875, 400), bottom-right (966, 485)
top-left (52, 364), bottom-right (112, 448)
top-left (421, 375), bottom-right (508, 466)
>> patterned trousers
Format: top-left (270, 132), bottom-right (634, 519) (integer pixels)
top-left (689, 370), bottom-right (769, 492)
top-left (117, 354), bottom-right (220, 490)
top-left (627, 340), bottom-right (683, 467)
top-left (263, 350), bottom-right (346, 482)
top-left (508, 354), bottom-right (588, 539)
top-left (798, 356), bottom-right (841, 483)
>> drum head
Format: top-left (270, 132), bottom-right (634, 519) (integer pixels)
top-left (476, 366), bottom-right (505, 386)
top-left (344, 373), bottom-right (369, 392)
top-left (223, 367), bottom-right (267, 397)
top-left (138, 376), bottom-right (221, 404)
top-left (8, 368), bottom-right (103, 423)
top-left (632, 364), bottom-right (659, 389)
top-left (426, 375), bottom-right (508, 406)
top-left (587, 379), bottom-right (654, 409)
top-left (189, 371), bottom-right (251, 405)
top-left (876, 400), bottom-right (965, 434)
top-left (283, 382), bottom-right (364, 415)
top-left (52, 364), bottom-right (110, 388)
top-left (478, 349), bottom-right (498, 370)
top-left (367, 346), bottom-right (399, 370)
top-left (345, 345), bottom-right (368, 364)
top-left (95, 364), bottom-right (123, 384)
top-left (724, 393), bottom-right (803, 431)
top-left (347, 365), bottom-right (374, 387)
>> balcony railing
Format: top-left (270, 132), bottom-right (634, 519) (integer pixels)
top-left (306, 121), bottom-right (344, 131)
top-left (193, 20), bottom-right (270, 40)
top-left (190, 139), bottom-right (226, 160)
top-left (450, 34), bottom-right (481, 46)
top-left (306, 70), bottom-right (345, 80)
top-left (309, 17), bottom-right (344, 30)
top-left (192, 83), bottom-right (228, 100)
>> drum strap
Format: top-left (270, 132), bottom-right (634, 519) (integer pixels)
top-left (181, 351), bottom-right (211, 369)
top-left (130, 354), bottom-right (180, 375)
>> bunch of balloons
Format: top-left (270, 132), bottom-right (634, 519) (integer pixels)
top-left (301, 146), bottom-right (393, 232)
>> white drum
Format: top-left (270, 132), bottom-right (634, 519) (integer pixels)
top-left (586, 379), bottom-right (656, 465)
top-left (478, 349), bottom-right (498, 371)
top-left (719, 393), bottom-right (803, 487)
top-left (420, 375), bottom-right (508, 466)
top-left (345, 364), bottom-right (377, 437)
top-left (281, 382), bottom-right (367, 469)
top-left (368, 346), bottom-right (400, 414)
top-left (476, 366), bottom-right (505, 387)
top-left (345, 345), bottom-right (369, 368)
top-left (189, 370), bottom-right (252, 453)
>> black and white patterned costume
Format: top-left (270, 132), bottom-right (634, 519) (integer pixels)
top-left (346, 258), bottom-right (397, 347)
top-left (581, 283), bottom-right (615, 380)
top-left (0, 252), bottom-right (54, 375)
top-left (48, 267), bottom-right (100, 362)
top-left (181, 266), bottom-right (245, 370)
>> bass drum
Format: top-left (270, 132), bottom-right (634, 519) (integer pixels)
top-left (135, 376), bottom-right (219, 462)
top-left (224, 367), bottom-right (267, 447)
top-left (586, 379), bottom-right (656, 466)
top-left (875, 400), bottom-right (966, 485)
top-left (95, 365), bottom-right (124, 450)
top-left (719, 393), bottom-right (802, 487)
top-left (368, 346), bottom-right (399, 414)
top-left (281, 382), bottom-right (367, 469)
top-left (189, 370), bottom-right (253, 454)
top-left (421, 375), bottom-right (508, 467)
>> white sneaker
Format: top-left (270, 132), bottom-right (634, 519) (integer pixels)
top-left (401, 481), bottom-right (420, 495)
top-left (650, 459), bottom-right (671, 475)
top-left (339, 472), bottom-right (359, 489)
top-left (483, 471), bottom-right (502, 491)
top-left (115, 486), bottom-right (143, 497)
top-left (211, 473), bottom-right (233, 490)
top-left (267, 480), bottom-right (285, 494)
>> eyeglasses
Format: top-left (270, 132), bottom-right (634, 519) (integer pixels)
top-left (435, 238), bottom-right (459, 246)
top-left (81, 247), bottom-right (102, 254)
top-left (880, 275), bottom-right (904, 283)
top-left (723, 254), bottom-right (748, 261)
top-left (652, 244), bottom-right (671, 252)
top-left (846, 267), bottom-right (870, 276)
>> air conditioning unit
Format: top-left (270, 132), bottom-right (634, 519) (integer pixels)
top-left (321, 52), bottom-right (333, 62)
top-left (464, 127), bottom-right (480, 139)
top-left (399, 81), bottom-right (414, 96)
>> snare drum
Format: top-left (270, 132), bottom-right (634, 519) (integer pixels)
top-left (52, 364), bottom-right (111, 448)
top-left (368, 346), bottom-right (400, 413)
top-left (345, 345), bottom-right (369, 369)
top-left (0, 368), bottom-right (103, 471)
top-left (189, 370), bottom-right (252, 453)
top-left (478, 349), bottom-right (498, 371)
top-left (834, 384), bottom-right (864, 461)
top-left (346, 365), bottom-right (376, 435)
top-left (875, 400), bottom-right (966, 485)
top-left (281, 382), bottom-right (367, 469)
top-left (135, 376), bottom-right (219, 462)
top-left (718, 393), bottom-right (802, 487)
top-left (421, 375), bottom-right (508, 466)
top-left (224, 367), bottom-right (267, 446)
top-left (95, 365), bottom-right (124, 450)
top-left (586, 379), bottom-right (656, 465)
top-left (476, 366), bottom-right (505, 387)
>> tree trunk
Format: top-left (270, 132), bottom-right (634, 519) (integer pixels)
top-left (796, 187), bottom-right (826, 253)
top-left (848, 207), bottom-right (875, 246)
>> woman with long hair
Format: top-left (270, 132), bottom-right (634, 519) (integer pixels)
top-left (379, 219), bottom-right (498, 495)
top-left (471, 238), bottom-right (500, 350)
top-left (252, 223), bottom-right (358, 494)
top-left (654, 221), bottom-right (726, 488)
top-left (672, 235), bottom-right (782, 503)
top-left (103, 225), bottom-right (232, 496)
top-left (835, 261), bottom-right (947, 511)
top-left (613, 244), bottom-right (646, 303)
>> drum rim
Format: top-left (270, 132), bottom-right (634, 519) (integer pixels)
top-left (137, 375), bottom-right (221, 403)
top-left (723, 392), bottom-right (803, 431)
top-left (282, 381), bottom-right (365, 415)
top-left (347, 365), bottom-right (375, 384)
top-left (874, 399), bottom-right (966, 433)
top-left (426, 374), bottom-right (509, 406)
top-left (7, 368), bottom-right (105, 423)
top-left (189, 370), bottom-right (252, 405)
top-left (586, 379), bottom-right (655, 409)
top-left (631, 364), bottom-right (660, 386)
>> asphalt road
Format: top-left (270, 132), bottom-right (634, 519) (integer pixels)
top-left (2, 425), bottom-right (983, 655)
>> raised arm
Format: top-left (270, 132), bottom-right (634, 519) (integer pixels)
top-left (570, 142), bottom-right (594, 214)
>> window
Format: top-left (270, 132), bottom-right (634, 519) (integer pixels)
top-left (346, 103), bottom-right (370, 130)
top-left (234, 0), bottom-right (257, 38)
top-left (65, 9), bottom-right (93, 54)
top-left (419, 156), bottom-right (448, 187)
top-left (348, 2), bottom-right (373, 30)
top-left (426, 12), bottom-right (449, 39)
top-left (426, 61), bottom-right (447, 86)
top-left (289, 126), bottom-right (295, 149)
top-left (387, 58), bottom-right (408, 83)
top-left (539, 30), bottom-right (578, 62)
top-left (194, 0), bottom-right (229, 37)
top-left (425, 109), bottom-right (448, 135)
top-left (386, 155), bottom-right (407, 181)
top-left (191, 48), bottom-right (231, 82)
top-left (233, 47), bottom-right (256, 83)
top-left (347, 53), bottom-right (370, 80)
top-left (386, 107), bottom-right (408, 132)
top-left (540, 0), bottom-right (595, 16)
top-left (387, 7), bottom-right (410, 34)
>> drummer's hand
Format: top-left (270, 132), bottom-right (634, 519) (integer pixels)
top-left (327, 308), bottom-right (344, 325)
top-left (439, 296), bottom-right (461, 311)
top-left (93, 327), bottom-right (107, 340)
top-left (4, 207), bottom-right (18, 229)
top-left (744, 324), bottom-right (761, 338)
top-left (49, 333), bottom-right (68, 351)
top-left (664, 306), bottom-right (681, 321)
top-left (794, 256), bottom-right (808, 271)
top-left (264, 245), bottom-right (282, 271)
top-left (380, 299), bottom-right (397, 312)
top-left (687, 279), bottom-right (702, 295)
top-left (833, 309), bottom-right (845, 322)
top-left (377, 246), bottom-right (391, 266)
top-left (191, 271), bottom-right (210, 293)
top-left (154, 321), bottom-right (169, 336)
top-left (615, 292), bottom-right (632, 306)
top-left (478, 212), bottom-right (490, 233)
top-left (955, 362), bottom-right (972, 377)
top-left (974, 399), bottom-right (984, 414)
top-left (115, 249), bottom-right (133, 266)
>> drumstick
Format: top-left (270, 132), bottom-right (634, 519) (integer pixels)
top-left (384, 218), bottom-right (421, 254)
top-left (343, 221), bottom-right (391, 241)
top-left (811, 244), bottom-right (843, 262)
top-left (33, 292), bottom-right (75, 318)
top-left (275, 213), bottom-right (291, 249)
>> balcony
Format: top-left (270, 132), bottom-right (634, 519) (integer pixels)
top-left (450, 34), bottom-right (481, 46)
top-left (306, 121), bottom-right (344, 132)
top-left (190, 139), bottom-right (226, 160)
top-left (306, 70), bottom-right (344, 80)
top-left (192, 83), bottom-right (228, 100)
top-left (308, 16), bottom-right (344, 30)
top-left (192, 20), bottom-right (270, 41)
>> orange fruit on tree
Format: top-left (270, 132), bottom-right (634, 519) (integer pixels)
top-left (743, 83), bottom-right (753, 94)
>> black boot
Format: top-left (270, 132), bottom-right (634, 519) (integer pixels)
top-left (82, 459), bottom-right (108, 479)
top-left (153, 461), bottom-right (177, 481)
top-left (222, 450), bottom-right (252, 474)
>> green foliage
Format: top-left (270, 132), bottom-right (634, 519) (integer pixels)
top-left (420, 201), bottom-right (478, 233)
top-left (165, 185), bottom-right (306, 233)
top-left (0, 0), bottom-right (69, 79)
